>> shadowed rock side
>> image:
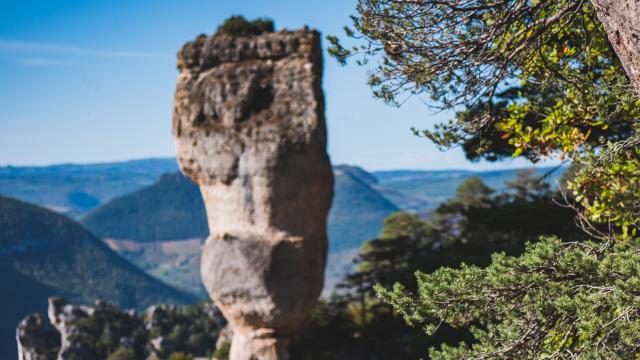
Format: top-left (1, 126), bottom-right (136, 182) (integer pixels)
top-left (173, 26), bottom-right (333, 360)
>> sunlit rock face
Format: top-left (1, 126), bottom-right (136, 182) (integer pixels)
top-left (173, 27), bottom-right (333, 360)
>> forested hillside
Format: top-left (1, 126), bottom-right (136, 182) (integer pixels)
top-left (0, 195), bottom-right (195, 359)
top-left (82, 173), bottom-right (208, 241)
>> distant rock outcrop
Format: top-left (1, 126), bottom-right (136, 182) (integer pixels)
top-left (173, 22), bottom-right (333, 360)
top-left (17, 297), bottom-right (134, 360)
top-left (0, 195), bottom-right (194, 359)
top-left (17, 297), bottom-right (226, 360)
top-left (16, 313), bottom-right (59, 360)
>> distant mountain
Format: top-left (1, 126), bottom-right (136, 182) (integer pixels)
top-left (0, 158), bottom-right (179, 217)
top-left (323, 166), bottom-right (401, 290)
top-left (81, 167), bottom-right (399, 252)
top-left (329, 165), bottom-right (399, 252)
top-left (82, 173), bottom-right (208, 242)
top-left (0, 159), bottom-right (566, 298)
top-left (0, 196), bottom-right (195, 359)
top-left (79, 166), bottom-right (400, 294)
top-left (373, 166), bottom-right (565, 211)
top-left (104, 238), bottom-right (208, 299)
top-left (0, 158), bottom-right (565, 215)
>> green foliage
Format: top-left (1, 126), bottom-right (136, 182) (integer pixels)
top-left (426, 3), bottom-right (638, 163)
top-left (146, 303), bottom-right (225, 358)
top-left (331, 0), bottom-right (640, 232)
top-left (216, 16), bottom-right (274, 36)
top-left (212, 342), bottom-right (230, 360)
top-left (66, 302), bottom-right (223, 360)
top-left (343, 173), bottom-right (578, 296)
top-left (450, 176), bottom-right (495, 207)
top-left (330, 1), bottom-right (638, 163)
top-left (377, 237), bottom-right (640, 358)
top-left (331, 0), bottom-right (640, 356)
top-left (106, 347), bottom-right (137, 360)
top-left (168, 352), bottom-right (193, 360)
top-left (568, 148), bottom-right (640, 240)
top-left (291, 296), bottom-right (446, 360)
top-left (310, 175), bottom-right (578, 358)
top-left (379, 212), bottom-right (430, 240)
top-left (69, 302), bottom-right (147, 359)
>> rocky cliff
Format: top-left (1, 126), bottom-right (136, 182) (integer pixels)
top-left (16, 297), bottom-right (226, 360)
top-left (173, 21), bottom-right (333, 360)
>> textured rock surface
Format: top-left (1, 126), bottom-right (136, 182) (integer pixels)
top-left (16, 297), bottom-right (226, 359)
top-left (48, 297), bottom-right (99, 359)
top-left (592, 0), bottom-right (640, 95)
top-left (18, 297), bottom-right (133, 360)
top-left (173, 27), bottom-right (333, 360)
top-left (16, 313), bottom-right (60, 360)
top-left (47, 297), bottom-right (146, 359)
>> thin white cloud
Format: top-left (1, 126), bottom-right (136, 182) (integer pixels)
top-left (0, 39), bottom-right (171, 60)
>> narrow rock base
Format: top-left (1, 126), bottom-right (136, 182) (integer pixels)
top-left (231, 329), bottom-right (290, 360)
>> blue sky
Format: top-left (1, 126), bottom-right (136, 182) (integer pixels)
top-left (0, 0), bottom-right (542, 170)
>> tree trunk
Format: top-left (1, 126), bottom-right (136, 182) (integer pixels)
top-left (592, 0), bottom-right (640, 95)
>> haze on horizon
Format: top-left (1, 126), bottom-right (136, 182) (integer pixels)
top-left (0, 0), bottom-right (545, 171)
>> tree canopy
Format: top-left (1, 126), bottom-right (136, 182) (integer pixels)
top-left (329, 0), bottom-right (640, 357)
top-left (330, 1), bottom-right (638, 160)
top-left (330, 0), bottom-right (640, 236)
top-left (293, 173), bottom-right (578, 359)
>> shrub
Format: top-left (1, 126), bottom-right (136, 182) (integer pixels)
top-left (216, 16), bottom-right (274, 36)
top-left (212, 342), bottom-right (230, 360)
top-left (168, 351), bottom-right (193, 360)
top-left (106, 347), bottom-right (136, 360)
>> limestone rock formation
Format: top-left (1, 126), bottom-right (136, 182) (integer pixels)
top-left (49, 297), bottom-right (133, 360)
top-left (16, 313), bottom-right (60, 360)
top-left (173, 24), bottom-right (334, 360)
top-left (17, 297), bottom-right (124, 360)
top-left (16, 297), bottom-right (226, 359)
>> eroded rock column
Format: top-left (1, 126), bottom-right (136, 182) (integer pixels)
top-left (172, 27), bottom-right (333, 360)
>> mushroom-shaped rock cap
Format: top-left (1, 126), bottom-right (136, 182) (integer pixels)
top-left (173, 27), bottom-right (325, 186)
